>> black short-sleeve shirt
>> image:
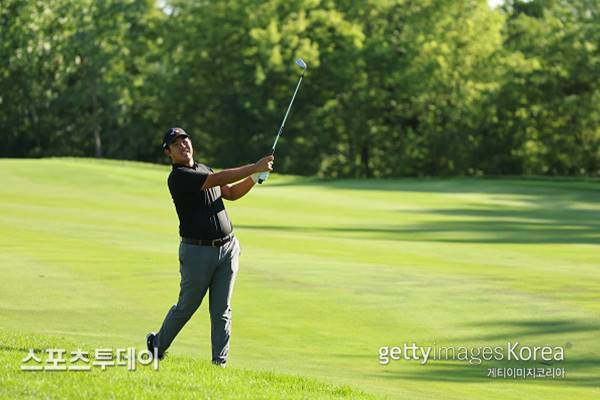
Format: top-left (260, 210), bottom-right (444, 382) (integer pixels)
top-left (168, 162), bottom-right (233, 240)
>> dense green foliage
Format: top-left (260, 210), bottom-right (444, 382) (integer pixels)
top-left (1, 0), bottom-right (599, 177)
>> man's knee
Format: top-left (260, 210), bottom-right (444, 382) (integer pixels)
top-left (176, 295), bottom-right (203, 319)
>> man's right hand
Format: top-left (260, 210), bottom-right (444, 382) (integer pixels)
top-left (254, 155), bottom-right (274, 173)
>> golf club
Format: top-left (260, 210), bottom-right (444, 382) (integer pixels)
top-left (257, 58), bottom-right (307, 184)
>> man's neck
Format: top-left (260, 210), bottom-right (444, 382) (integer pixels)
top-left (173, 159), bottom-right (194, 167)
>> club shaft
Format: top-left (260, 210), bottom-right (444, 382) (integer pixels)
top-left (271, 73), bottom-right (304, 154)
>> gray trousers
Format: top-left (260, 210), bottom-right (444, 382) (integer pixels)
top-left (156, 236), bottom-right (240, 364)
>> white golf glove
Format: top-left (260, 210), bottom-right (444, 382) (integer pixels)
top-left (252, 172), bottom-right (269, 184)
top-left (251, 173), bottom-right (262, 183)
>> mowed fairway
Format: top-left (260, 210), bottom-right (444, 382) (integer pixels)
top-left (0, 158), bottom-right (598, 399)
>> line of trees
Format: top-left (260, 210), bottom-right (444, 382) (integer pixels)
top-left (1, 0), bottom-right (599, 177)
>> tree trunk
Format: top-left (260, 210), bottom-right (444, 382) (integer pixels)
top-left (94, 130), bottom-right (102, 158)
top-left (361, 144), bottom-right (371, 178)
top-left (92, 77), bottom-right (102, 158)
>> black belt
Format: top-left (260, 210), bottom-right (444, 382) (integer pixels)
top-left (181, 234), bottom-right (233, 247)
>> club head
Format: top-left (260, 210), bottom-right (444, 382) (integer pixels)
top-left (295, 58), bottom-right (307, 70)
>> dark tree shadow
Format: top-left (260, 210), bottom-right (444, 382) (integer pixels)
top-left (308, 177), bottom-right (600, 196)
top-left (244, 177), bottom-right (600, 244)
top-left (461, 319), bottom-right (600, 341)
top-left (237, 213), bottom-right (600, 244)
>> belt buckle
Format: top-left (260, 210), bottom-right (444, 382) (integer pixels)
top-left (211, 238), bottom-right (220, 247)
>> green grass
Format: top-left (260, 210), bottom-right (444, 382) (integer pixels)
top-left (0, 158), bottom-right (599, 399)
top-left (0, 329), bottom-right (368, 399)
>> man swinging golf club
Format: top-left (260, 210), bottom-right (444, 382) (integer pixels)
top-left (146, 127), bottom-right (273, 367)
top-left (147, 58), bottom-right (306, 366)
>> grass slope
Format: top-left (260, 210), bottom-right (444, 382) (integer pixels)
top-left (0, 329), bottom-right (369, 399)
top-left (0, 158), bottom-right (599, 399)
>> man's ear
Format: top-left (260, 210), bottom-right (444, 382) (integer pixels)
top-left (164, 148), bottom-right (171, 158)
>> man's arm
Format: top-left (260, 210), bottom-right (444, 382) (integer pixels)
top-left (220, 176), bottom-right (255, 201)
top-left (201, 155), bottom-right (273, 191)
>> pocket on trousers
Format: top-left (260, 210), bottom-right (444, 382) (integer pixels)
top-left (178, 243), bottom-right (188, 275)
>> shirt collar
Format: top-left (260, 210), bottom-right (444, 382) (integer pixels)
top-left (172, 161), bottom-right (197, 169)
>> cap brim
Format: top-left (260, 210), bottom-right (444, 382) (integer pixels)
top-left (164, 133), bottom-right (190, 148)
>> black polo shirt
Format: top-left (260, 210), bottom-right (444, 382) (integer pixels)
top-left (168, 162), bottom-right (233, 240)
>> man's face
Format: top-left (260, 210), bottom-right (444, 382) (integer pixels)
top-left (166, 135), bottom-right (193, 164)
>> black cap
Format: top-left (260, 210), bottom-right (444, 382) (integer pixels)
top-left (162, 127), bottom-right (190, 149)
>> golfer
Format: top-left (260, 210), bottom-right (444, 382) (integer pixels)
top-left (146, 127), bottom-right (273, 367)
